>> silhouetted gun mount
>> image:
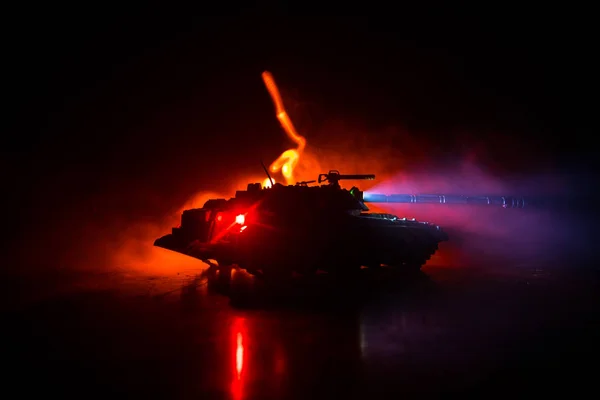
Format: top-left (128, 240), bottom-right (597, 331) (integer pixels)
top-left (318, 170), bottom-right (375, 187)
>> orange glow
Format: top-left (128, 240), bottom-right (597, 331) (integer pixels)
top-left (106, 83), bottom-right (470, 280)
top-left (235, 214), bottom-right (245, 225)
top-left (217, 214), bottom-right (223, 222)
top-left (262, 177), bottom-right (275, 188)
top-left (262, 71), bottom-right (307, 184)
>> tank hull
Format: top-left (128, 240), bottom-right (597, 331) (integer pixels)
top-left (154, 213), bottom-right (448, 277)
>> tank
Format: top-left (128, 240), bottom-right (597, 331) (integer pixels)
top-left (154, 170), bottom-right (462, 278)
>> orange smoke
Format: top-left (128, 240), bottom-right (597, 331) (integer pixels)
top-left (262, 71), bottom-right (307, 184)
top-left (103, 81), bottom-right (467, 278)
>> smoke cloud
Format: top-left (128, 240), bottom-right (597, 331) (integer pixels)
top-left (11, 115), bottom-right (590, 283)
top-left (100, 119), bottom-right (593, 275)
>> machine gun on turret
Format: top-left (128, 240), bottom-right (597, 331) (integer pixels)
top-left (318, 170), bottom-right (375, 188)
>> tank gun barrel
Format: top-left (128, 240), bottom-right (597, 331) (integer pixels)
top-left (335, 174), bottom-right (376, 180)
top-left (363, 193), bottom-right (528, 208)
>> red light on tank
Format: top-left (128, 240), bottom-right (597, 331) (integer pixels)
top-left (235, 214), bottom-right (245, 225)
top-left (217, 215), bottom-right (223, 222)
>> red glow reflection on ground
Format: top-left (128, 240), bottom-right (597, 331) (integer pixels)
top-left (236, 332), bottom-right (244, 379)
top-left (231, 316), bottom-right (247, 400)
top-left (275, 344), bottom-right (286, 375)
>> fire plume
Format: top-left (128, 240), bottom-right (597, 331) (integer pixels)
top-left (261, 71), bottom-right (306, 184)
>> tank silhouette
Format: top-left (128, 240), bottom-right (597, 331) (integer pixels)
top-left (155, 169), bottom-right (477, 278)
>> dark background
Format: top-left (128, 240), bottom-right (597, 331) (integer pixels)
top-left (3, 8), bottom-right (597, 268)
top-left (3, 8), bottom-right (599, 398)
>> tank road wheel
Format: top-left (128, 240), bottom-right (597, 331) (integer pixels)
top-left (297, 263), bottom-right (318, 277)
top-left (403, 259), bottom-right (426, 271)
top-left (402, 251), bottom-right (428, 271)
top-left (217, 264), bottom-right (233, 284)
top-left (238, 255), bottom-right (293, 281)
top-left (235, 260), bottom-right (263, 277)
top-left (323, 258), bottom-right (362, 279)
top-left (257, 249), bottom-right (295, 281)
top-left (261, 263), bottom-right (294, 282)
top-left (243, 268), bottom-right (264, 278)
top-left (384, 255), bottom-right (425, 272)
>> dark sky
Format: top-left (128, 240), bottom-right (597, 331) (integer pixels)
top-left (4, 9), bottom-right (597, 247)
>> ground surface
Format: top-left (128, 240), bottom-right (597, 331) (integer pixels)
top-left (3, 257), bottom-right (599, 399)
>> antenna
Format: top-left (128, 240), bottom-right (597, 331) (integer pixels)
top-left (260, 160), bottom-right (275, 188)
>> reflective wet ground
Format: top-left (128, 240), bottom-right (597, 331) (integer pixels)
top-left (3, 260), bottom-right (599, 398)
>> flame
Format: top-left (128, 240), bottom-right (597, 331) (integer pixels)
top-left (262, 177), bottom-right (275, 188)
top-left (261, 71), bottom-right (306, 184)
